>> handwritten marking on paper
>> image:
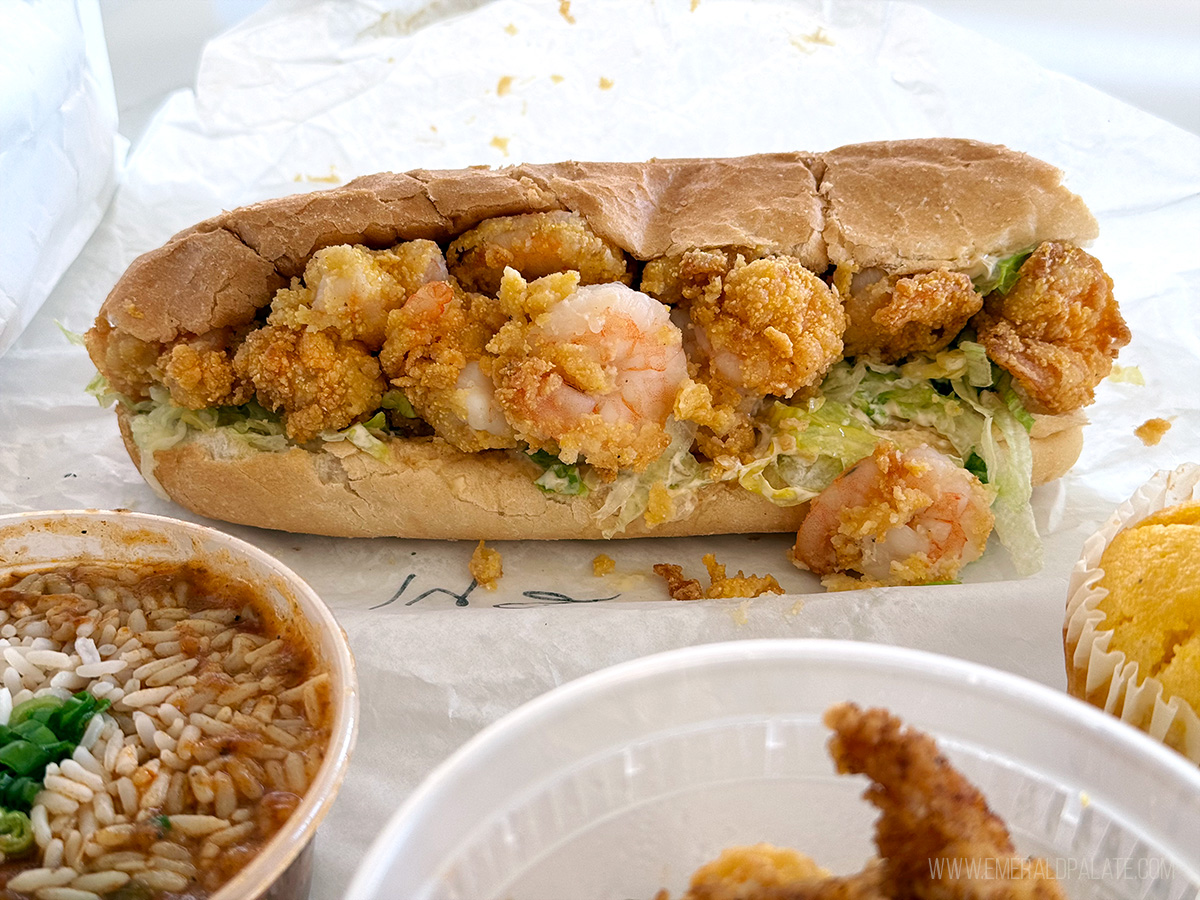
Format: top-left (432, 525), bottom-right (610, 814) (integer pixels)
top-left (790, 27), bottom-right (835, 52)
top-left (369, 574), bottom-right (622, 610)
top-left (371, 574), bottom-right (480, 608)
top-left (491, 136), bottom-right (511, 155)
top-left (495, 591), bottom-right (621, 609)
top-left (497, 75), bottom-right (514, 96)
top-left (599, 77), bottom-right (614, 90)
top-left (559, 1), bottom-right (576, 24)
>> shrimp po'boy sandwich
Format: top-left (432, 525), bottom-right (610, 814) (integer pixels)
top-left (86, 139), bottom-right (1129, 586)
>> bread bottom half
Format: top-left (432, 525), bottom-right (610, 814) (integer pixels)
top-left (118, 409), bottom-right (1082, 540)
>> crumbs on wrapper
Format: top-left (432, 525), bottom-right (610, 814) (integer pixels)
top-left (592, 554), bottom-right (615, 576)
top-left (654, 553), bottom-right (783, 601)
top-left (470, 540), bottom-right (503, 590)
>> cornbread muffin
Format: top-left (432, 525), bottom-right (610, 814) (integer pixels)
top-left (1064, 464), bottom-right (1200, 762)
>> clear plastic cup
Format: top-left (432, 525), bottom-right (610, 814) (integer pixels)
top-left (349, 639), bottom-right (1199, 900)
top-left (0, 510), bottom-right (359, 900)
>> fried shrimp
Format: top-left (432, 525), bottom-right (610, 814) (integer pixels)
top-left (675, 705), bottom-right (1064, 900)
top-left (973, 242), bottom-right (1130, 415)
top-left (447, 210), bottom-right (631, 296)
top-left (84, 319), bottom-right (162, 400)
top-left (825, 703), bottom-right (1065, 900)
top-left (689, 255), bottom-right (844, 397)
top-left (840, 268), bottom-right (983, 362)
top-left (233, 325), bottom-right (385, 442)
top-left (379, 280), bottom-right (515, 452)
top-left (654, 251), bottom-right (844, 460)
top-left (792, 443), bottom-right (995, 586)
top-left (268, 241), bottom-right (449, 350)
top-left (157, 329), bottom-right (254, 409)
top-left (489, 272), bottom-right (689, 472)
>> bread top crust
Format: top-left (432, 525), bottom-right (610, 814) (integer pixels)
top-left (97, 139), bottom-right (1095, 344)
top-left (819, 139), bottom-right (1098, 276)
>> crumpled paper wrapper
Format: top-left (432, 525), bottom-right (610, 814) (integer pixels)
top-left (1065, 463), bottom-right (1200, 763)
top-left (0, 0), bottom-right (123, 358)
top-left (2, 0), bottom-right (1200, 895)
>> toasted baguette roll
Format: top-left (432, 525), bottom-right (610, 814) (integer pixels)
top-left (90, 138), bottom-right (1107, 543)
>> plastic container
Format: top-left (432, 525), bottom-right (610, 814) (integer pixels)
top-left (349, 639), bottom-right (1200, 900)
top-left (0, 510), bottom-right (358, 900)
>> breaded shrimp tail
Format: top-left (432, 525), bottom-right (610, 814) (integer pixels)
top-left (824, 704), bottom-right (1065, 900)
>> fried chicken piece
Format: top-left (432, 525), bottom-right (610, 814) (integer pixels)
top-left (84, 318), bottom-right (162, 400)
top-left (157, 328), bottom-right (254, 409)
top-left (380, 280), bottom-right (515, 452)
top-left (826, 703), bottom-right (1065, 900)
top-left (268, 241), bottom-right (449, 350)
top-left (447, 210), bottom-right (632, 296)
top-left (841, 268), bottom-right (982, 362)
top-left (233, 325), bottom-right (384, 442)
top-left (972, 242), bottom-right (1130, 415)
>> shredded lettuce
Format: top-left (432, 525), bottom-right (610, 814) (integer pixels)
top-left (974, 249), bottom-right (1033, 295)
top-left (707, 342), bottom-right (1041, 569)
top-left (381, 390), bottom-right (419, 418)
top-left (527, 450), bottom-right (589, 496)
top-left (595, 418), bottom-right (703, 538)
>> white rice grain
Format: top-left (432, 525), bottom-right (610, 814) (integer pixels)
top-left (7, 866), bottom-right (77, 891)
top-left (69, 871), bottom-right (130, 892)
top-left (74, 660), bottom-right (127, 680)
top-left (122, 686), bottom-right (175, 710)
top-left (32, 887), bottom-right (100, 900)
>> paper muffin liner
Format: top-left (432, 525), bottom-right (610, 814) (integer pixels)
top-left (1065, 462), bottom-right (1200, 764)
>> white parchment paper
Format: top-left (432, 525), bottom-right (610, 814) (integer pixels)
top-left (1, 1), bottom-right (1199, 896)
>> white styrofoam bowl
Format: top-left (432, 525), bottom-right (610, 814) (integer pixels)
top-left (349, 639), bottom-right (1200, 900)
top-left (0, 509), bottom-right (359, 900)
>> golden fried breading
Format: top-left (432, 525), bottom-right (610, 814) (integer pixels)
top-left (233, 325), bottom-right (384, 442)
top-left (468, 540), bottom-right (503, 590)
top-left (841, 268), bottom-right (983, 362)
top-left (157, 338), bottom-right (253, 410)
top-left (447, 210), bottom-right (632, 296)
top-left (653, 553), bottom-right (783, 601)
top-left (380, 280), bottom-right (515, 453)
top-left (688, 255), bottom-right (845, 399)
top-left (380, 281), bottom-right (505, 389)
top-left (973, 242), bottom-right (1130, 415)
top-left (681, 844), bottom-right (833, 900)
top-left (84, 318), bottom-right (162, 400)
top-left (268, 241), bottom-right (449, 351)
top-left (640, 248), bottom-right (750, 307)
top-left (826, 703), bottom-right (1065, 900)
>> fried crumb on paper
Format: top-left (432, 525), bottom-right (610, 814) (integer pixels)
top-left (497, 75), bottom-right (514, 96)
top-left (558, 0), bottom-right (575, 24)
top-left (1135, 416), bottom-right (1172, 445)
top-left (490, 136), bottom-right (510, 155)
top-left (592, 553), bottom-right (616, 576)
top-left (470, 540), bottom-right (503, 590)
top-left (654, 553), bottom-right (783, 601)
